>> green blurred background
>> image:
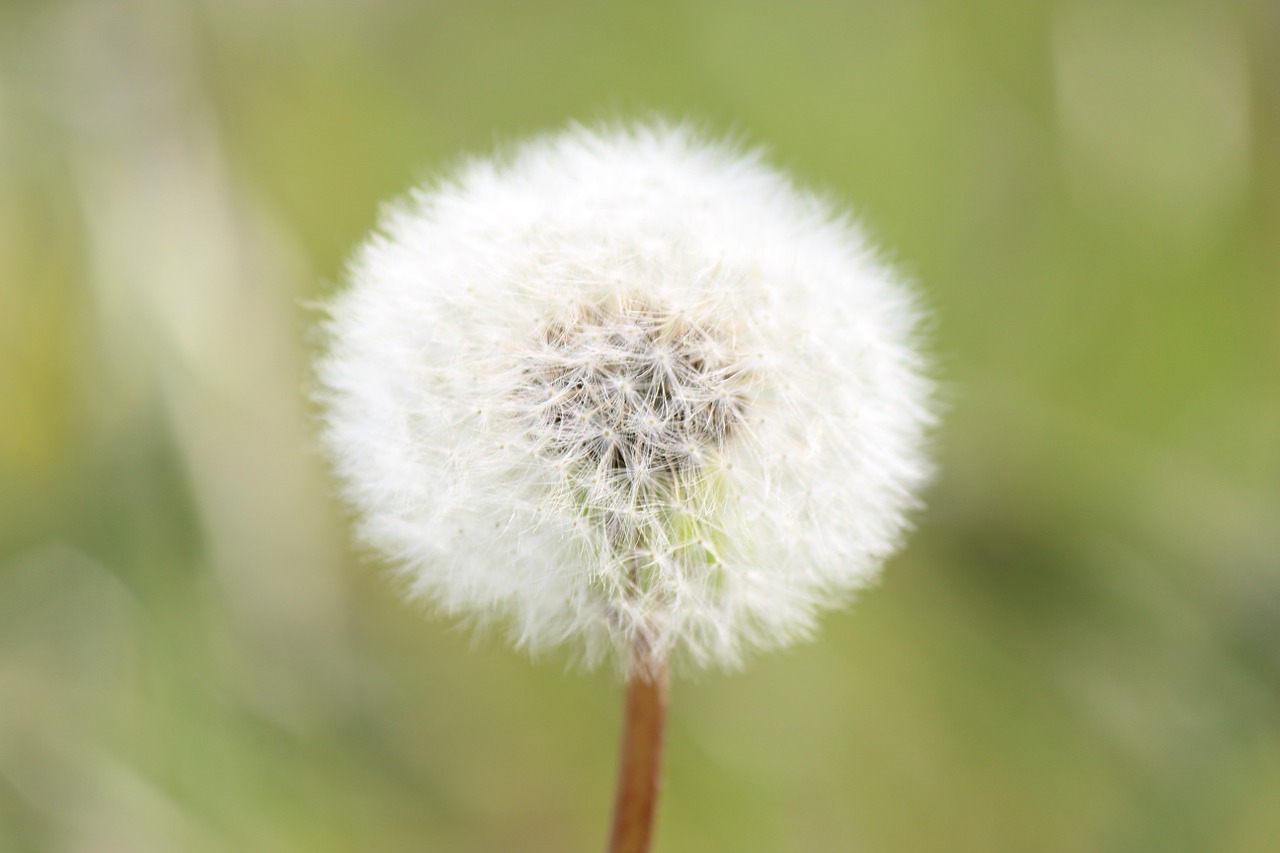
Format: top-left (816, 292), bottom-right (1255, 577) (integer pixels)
top-left (2, 0), bottom-right (1278, 850)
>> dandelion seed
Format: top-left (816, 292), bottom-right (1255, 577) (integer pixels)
top-left (316, 120), bottom-right (936, 853)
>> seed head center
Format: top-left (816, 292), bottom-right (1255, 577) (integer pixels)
top-left (519, 299), bottom-right (751, 498)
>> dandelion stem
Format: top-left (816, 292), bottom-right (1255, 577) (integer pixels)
top-left (606, 643), bottom-right (669, 853)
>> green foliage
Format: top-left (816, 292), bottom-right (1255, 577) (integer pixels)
top-left (2, 0), bottom-right (1277, 850)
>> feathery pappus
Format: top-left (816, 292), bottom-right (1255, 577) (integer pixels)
top-left (316, 121), bottom-right (935, 676)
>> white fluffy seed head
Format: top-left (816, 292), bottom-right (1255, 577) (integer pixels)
top-left (317, 121), bottom-right (935, 676)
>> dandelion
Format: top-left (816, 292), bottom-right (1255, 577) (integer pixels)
top-left (316, 120), bottom-right (934, 852)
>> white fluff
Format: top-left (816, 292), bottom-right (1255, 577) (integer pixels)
top-left (317, 121), bottom-right (935, 675)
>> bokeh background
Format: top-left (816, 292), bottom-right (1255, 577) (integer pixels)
top-left (3, 0), bottom-right (1278, 850)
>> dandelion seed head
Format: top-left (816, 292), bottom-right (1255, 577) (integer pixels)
top-left (317, 120), bottom-right (936, 675)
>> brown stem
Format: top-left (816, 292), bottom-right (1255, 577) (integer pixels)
top-left (606, 645), bottom-right (669, 853)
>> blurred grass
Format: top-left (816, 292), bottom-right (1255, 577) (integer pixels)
top-left (2, 0), bottom-right (1279, 850)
